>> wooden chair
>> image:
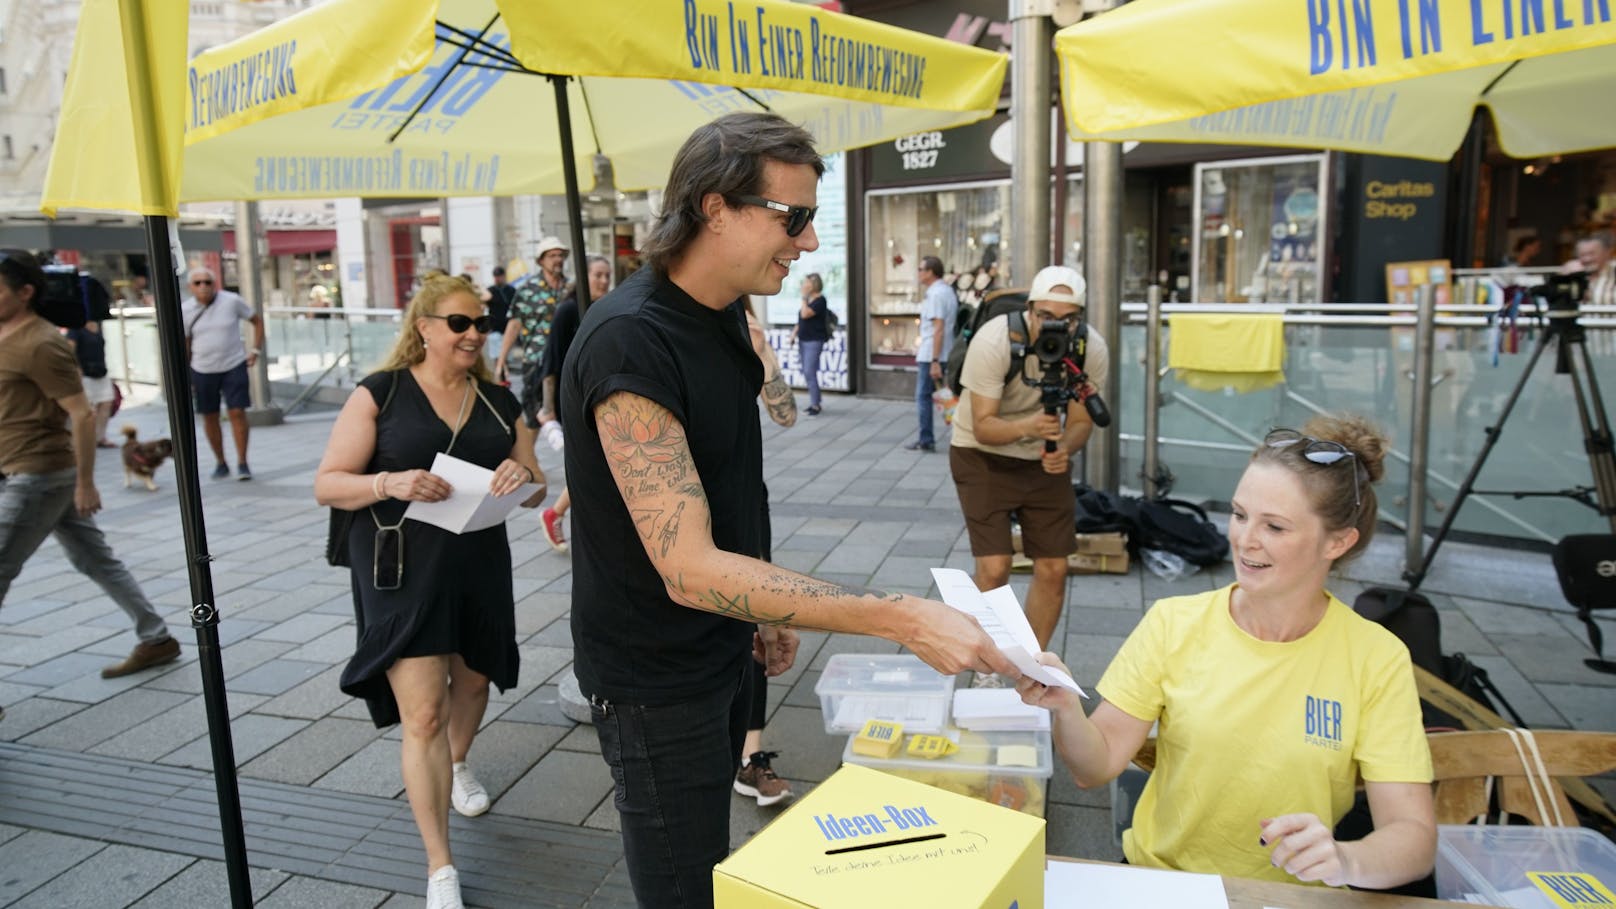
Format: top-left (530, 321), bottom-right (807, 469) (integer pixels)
top-left (1427, 729), bottom-right (1616, 826)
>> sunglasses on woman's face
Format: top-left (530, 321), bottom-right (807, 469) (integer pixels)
top-left (425, 313), bottom-right (491, 334)
top-left (1264, 429), bottom-right (1360, 508)
top-left (736, 195), bottom-right (817, 238)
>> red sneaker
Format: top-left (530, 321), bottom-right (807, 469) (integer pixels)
top-left (542, 507), bottom-right (569, 553)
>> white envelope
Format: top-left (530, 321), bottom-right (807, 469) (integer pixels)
top-left (403, 452), bottom-right (541, 534)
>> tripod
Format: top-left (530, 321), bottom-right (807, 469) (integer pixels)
top-left (1404, 278), bottom-right (1616, 673)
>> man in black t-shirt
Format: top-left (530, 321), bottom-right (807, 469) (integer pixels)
top-left (560, 112), bottom-right (1016, 909)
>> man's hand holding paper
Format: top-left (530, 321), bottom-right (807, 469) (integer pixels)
top-left (930, 567), bottom-right (1086, 696)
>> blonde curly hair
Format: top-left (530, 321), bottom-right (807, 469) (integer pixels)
top-left (376, 275), bottom-right (493, 383)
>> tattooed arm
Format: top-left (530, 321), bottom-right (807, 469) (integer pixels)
top-left (594, 391), bottom-right (1018, 678)
top-left (746, 310), bottom-right (796, 427)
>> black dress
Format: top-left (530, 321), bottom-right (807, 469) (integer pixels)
top-left (339, 369), bottom-right (522, 727)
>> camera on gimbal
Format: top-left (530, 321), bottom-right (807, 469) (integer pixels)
top-left (1021, 317), bottom-right (1111, 431)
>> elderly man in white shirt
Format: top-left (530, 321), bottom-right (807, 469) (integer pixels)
top-left (182, 267), bottom-right (265, 480)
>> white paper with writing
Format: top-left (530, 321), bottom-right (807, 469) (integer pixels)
top-left (403, 452), bottom-right (541, 534)
top-left (930, 567), bottom-right (1085, 695)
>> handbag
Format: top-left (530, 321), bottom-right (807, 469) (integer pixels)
top-left (326, 371), bottom-right (401, 568)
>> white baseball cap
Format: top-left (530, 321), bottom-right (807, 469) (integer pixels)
top-left (535, 236), bottom-right (569, 258)
top-left (1028, 265), bottom-right (1086, 305)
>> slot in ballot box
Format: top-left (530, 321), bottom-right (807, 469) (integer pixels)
top-left (714, 764), bottom-right (1044, 908)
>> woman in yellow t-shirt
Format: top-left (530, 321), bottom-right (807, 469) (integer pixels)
top-left (1020, 414), bottom-right (1435, 889)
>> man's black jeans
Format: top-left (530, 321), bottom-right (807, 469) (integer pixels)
top-left (590, 667), bottom-right (751, 908)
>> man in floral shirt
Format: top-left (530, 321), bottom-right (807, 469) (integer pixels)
top-left (497, 236), bottom-right (570, 427)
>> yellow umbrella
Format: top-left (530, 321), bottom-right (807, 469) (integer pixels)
top-left (1055, 0), bottom-right (1616, 160)
top-left (98, 0), bottom-right (1006, 203)
top-left (40, 0), bottom-right (186, 215)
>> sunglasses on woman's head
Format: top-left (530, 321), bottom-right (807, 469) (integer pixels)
top-left (735, 195), bottom-right (817, 238)
top-left (424, 313), bottom-right (491, 334)
top-left (1264, 429), bottom-right (1360, 508)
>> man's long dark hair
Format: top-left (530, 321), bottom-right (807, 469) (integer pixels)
top-left (641, 113), bottom-right (823, 276)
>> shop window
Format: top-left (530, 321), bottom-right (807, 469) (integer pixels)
top-left (866, 181), bottom-right (1011, 369)
top-left (1193, 155), bottom-right (1326, 304)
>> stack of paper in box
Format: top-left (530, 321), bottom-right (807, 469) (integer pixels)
top-left (952, 688), bottom-right (1050, 731)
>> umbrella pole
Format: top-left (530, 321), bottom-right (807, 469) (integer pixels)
top-left (550, 76), bottom-right (592, 313)
top-left (143, 215), bottom-right (255, 908)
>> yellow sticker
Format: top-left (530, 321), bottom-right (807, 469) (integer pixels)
top-left (851, 719), bottom-right (904, 759)
top-left (1527, 871), bottom-right (1616, 908)
top-left (905, 735), bottom-right (959, 759)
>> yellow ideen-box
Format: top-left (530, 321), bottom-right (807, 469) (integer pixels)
top-left (714, 763), bottom-right (1044, 909)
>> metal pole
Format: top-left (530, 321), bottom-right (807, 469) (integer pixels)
top-left (146, 216), bottom-right (254, 907)
top-left (551, 76), bottom-right (592, 313)
top-left (1405, 283), bottom-right (1437, 577)
top-left (115, 297), bottom-right (132, 388)
top-left (1143, 284), bottom-right (1163, 498)
top-left (1008, 0), bottom-right (1052, 284)
top-left (235, 200), bottom-right (281, 426)
top-left (1083, 141), bottom-right (1124, 493)
top-left (120, 0), bottom-right (252, 898)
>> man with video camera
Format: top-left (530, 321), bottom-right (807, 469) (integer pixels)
top-left (950, 265), bottom-right (1110, 657)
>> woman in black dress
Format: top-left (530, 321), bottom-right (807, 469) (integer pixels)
top-left (315, 275), bottom-right (545, 909)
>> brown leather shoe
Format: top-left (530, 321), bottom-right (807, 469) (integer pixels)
top-left (101, 636), bottom-right (181, 679)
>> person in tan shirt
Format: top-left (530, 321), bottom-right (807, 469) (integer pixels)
top-left (0, 250), bottom-right (179, 685)
top-left (950, 265), bottom-right (1111, 656)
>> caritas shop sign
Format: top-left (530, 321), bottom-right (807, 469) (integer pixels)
top-left (1340, 154), bottom-right (1449, 304)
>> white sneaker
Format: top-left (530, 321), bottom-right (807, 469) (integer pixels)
top-left (426, 865), bottom-right (463, 909)
top-left (451, 762), bottom-right (490, 817)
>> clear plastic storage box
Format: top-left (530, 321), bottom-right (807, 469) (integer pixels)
top-left (813, 653), bottom-right (955, 734)
top-left (840, 727), bottom-right (1054, 817)
top-left (1435, 824), bottom-right (1616, 908)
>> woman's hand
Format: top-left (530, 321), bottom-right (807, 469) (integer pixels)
top-left (1016, 652), bottom-right (1083, 713)
top-left (1261, 814), bottom-right (1350, 886)
top-left (387, 469), bottom-right (452, 502)
top-left (490, 458), bottom-right (543, 498)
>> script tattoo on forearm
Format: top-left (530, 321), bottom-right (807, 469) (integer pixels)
top-left (761, 371), bottom-right (796, 425)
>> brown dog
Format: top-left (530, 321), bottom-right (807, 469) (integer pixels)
top-left (121, 425), bottom-right (174, 491)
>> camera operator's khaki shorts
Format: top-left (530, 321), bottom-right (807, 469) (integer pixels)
top-left (949, 446), bottom-right (1076, 559)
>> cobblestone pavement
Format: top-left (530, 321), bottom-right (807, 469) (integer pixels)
top-left (1, 388), bottom-right (1611, 907)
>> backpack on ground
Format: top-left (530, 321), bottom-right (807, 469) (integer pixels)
top-left (1353, 586), bottom-right (1526, 730)
top-left (1072, 483), bottom-right (1138, 536)
top-left (1133, 498), bottom-right (1229, 567)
